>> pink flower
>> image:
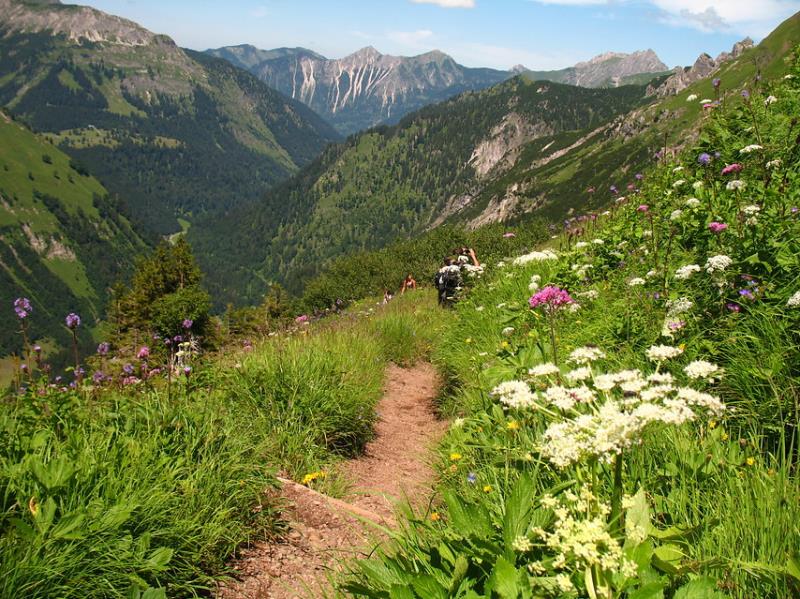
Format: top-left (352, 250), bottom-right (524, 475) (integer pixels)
top-left (637, 204), bottom-right (649, 213)
top-left (503, 232), bottom-right (516, 238)
top-left (708, 222), bottom-right (728, 233)
top-left (295, 315), bottom-right (309, 323)
top-left (721, 163), bottom-right (743, 175)
top-left (137, 346), bottom-right (150, 360)
top-left (529, 286), bottom-right (574, 312)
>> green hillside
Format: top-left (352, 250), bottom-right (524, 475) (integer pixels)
top-left (0, 111), bottom-right (150, 358)
top-left (0, 2), bottom-right (340, 236)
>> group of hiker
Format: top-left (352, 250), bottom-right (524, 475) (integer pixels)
top-left (382, 246), bottom-right (480, 308)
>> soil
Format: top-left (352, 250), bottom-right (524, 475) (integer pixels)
top-left (218, 362), bottom-right (446, 599)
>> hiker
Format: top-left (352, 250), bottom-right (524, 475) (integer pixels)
top-left (401, 273), bottom-right (417, 294)
top-left (454, 246), bottom-right (480, 267)
top-left (383, 289), bottom-right (394, 304)
top-left (434, 257), bottom-right (462, 307)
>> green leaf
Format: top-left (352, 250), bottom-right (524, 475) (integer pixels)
top-left (389, 585), bottom-right (416, 599)
top-left (786, 556), bottom-right (800, 582)
top-left (625, 488), bottom-right (650, 548)
top-left (141, 590), bottom-right (167, 599)
top-left (33, 497), bottom-right (56, 535)
top-left (51, 511), bottom-right (86, 540)
top-left (145, 547), bottom-right (174, 570)
top-left (652, 544), bottom-right (685, 575)
top-left (673, 577), bottom-right (725, 598)
top-left (627, 582), bottom-right (665, 599)
top-left (98, 503), bottom-right (135, 531)
top-left (10, 517), bottom-right (37, 541)
top-left (410, 575), bottom-right (447, 599)
top-left (503, 473), bottom-right (534, 560)
top-left (449, 555), bottom-right (469, 594)
top-left (490, 556), bottom-right (519, 599)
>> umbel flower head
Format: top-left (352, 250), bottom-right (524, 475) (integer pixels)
top-left (529, 286), bottom-right (574, 313)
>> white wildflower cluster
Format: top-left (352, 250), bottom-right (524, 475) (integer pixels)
top-left (786, 291), bottom-right (800, 308)
top-left (462, 263), bottom-right (485, 278)
top-left (673, 166), bottom-right (684, 173)
top-left (766, 159), bottom-right (782, 169)
top-left (673, 179), bottom-right (686, 188)
top-left (571, 263), bottom-right (593, 279)
top-left (514, 249), bottom-right (558, 265)
top-left (592, 238), bottom-right (605, 245)
top-left (491, 381), bottom-right (537, 409)
top-left (529, 362), bottom-right (561, 377)
top-left (739, 144), bottom-right (763, 154)
top-left (568, 346), bottom-right (606, 365)
top-left (502, 326), bottom-right (515, 337)
top-left (529, 489), bottom-right (639, 582)
top-left (692, 181), bottom-right (704, 190)
top-left (512, 536), bottom-right (533, 553)
top-left (685, 197), bottom-right (701, 207)
top-left (645, 344), bottom-right (683, 362)
top-left (670, 209), bottom-right (683, 221)
top-left (742, 204), bottom-right (761, 226)
top-left (684, 360), bottom-right (721, 381)
top-left (765, 95), bottom-right (778, 105)
top-left (575, 241), bottom-right (590, 249)
top-left (705, 254), bottom-right (732, 275)
top-left (661, 296), bottom-right (693, 339)
top-left (686, 94), bottom-right (698, 102)
top-left (727, 180), bottom-right (746, 191)
top-left (529, 274), bottom-right (542, 292)
top-left (675, 264), bottom-right (702, 280)
top-left (628, 278), bottom-right (646, 287)
top-left (575, 290), bottom-right (599, 301)
top-left (565, 367), bottom-right (593, 383)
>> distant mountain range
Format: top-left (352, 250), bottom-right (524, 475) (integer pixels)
top-left (206, 44), bottom-right (670, 134)
top-left (0, 0), bottom-right (341, 236)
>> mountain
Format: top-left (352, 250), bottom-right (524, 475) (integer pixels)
top-left (192, 9), bottom-right (800, 307)
top-left (0, 110), bottom-right (150, 358)
top-left (189, 77), bottom-right (652, 304)
top-left (0, 0), bottom-right (341, 236)
top-left (523, 50), bottom-right (669, 88)
top-left (208, 44), bottom-right (669, 135)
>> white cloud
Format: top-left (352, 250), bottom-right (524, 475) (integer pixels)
top-left (409, 0), bottom-right (476, 8)
top-left (388, 29), bottom-right (435, 48)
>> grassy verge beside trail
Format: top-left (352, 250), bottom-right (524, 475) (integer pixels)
top-left (0, 291), bottom-right (444, 598)
top-left (343, 51), bottom-right (800, 599)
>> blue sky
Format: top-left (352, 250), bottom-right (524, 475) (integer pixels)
top-left (81, 0), bottom-right (800, 70)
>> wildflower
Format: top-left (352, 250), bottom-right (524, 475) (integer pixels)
top-left (712, 77), bottom-right (721, 87)
top-left (137, 346), bottom-right (150, 360)
top-left (697, 152), bottom-right (711, 165)
top-left (745, 457), bottom-right (755, 466)
top-left (464, 337), bottom-right (472, 344)
top-left (97, 342), bottom-right (110, 355)
top-left (721, 163), bottom-right (743, 175)
top-left (449, 452), bottom-right (462, 461)
top-left (739, 144), bottom-right (763, 154)
top-left (467, 472), bottom-right (477, 484)
top-left (301, 471), bottom-right (326, 485)
top-left (705, 254), bottom-right (732, 274)
top-left (646, 344), bottom-right (683, 362)
top-left (65, 313), bottom-right (81, 329)
top-left (635, 173), bottom-right (644, 181)
top-left (636, 204), bottom-right (649, 213)
top-left (295, 314), bottom-right (309, 323)
top-left (183, 366), bottom-right (192, 377)
top-left (507, 420), bottom-right (520, 431)
top-left (670, 209), bottom-right (683, 221)
top-left (430, 512), bottom-right (441, 522)
top-left (673, 179), bottom-right (686, 188)
top-left (628, 278), bottom-right (646, 287)
top-left (739, 288), bottom-right (754, 299)
top-left (502, 326), bottom-right (515, 337)
top-left (565, 367), bottom-right (592, 382)
top-left (686, 197), bottom-right (701, 207)
top-left (684, 360), bottom-right (721, 380)
top-left (92, 371), bottom-right (106, 384)
top-left (786, 291), bottom-right (800, 308)
top-left (502, 232), bottom-right (516, 238)
top-left (708, 221), bottom-right (728, 233)
top-left (529, 286), bottom-right (574, 311)
top-left (512, 536), bottom-right (533, 553)
top-left (492, 380), bottom-right (537, 409)
top-left (726, 302), bottom-right (741, 312)
top-left (575, 290), bottom-right (599, 300)
top-left (568, 346), bottom-right (606, 365)
top-left (14, 298), bottom-right (32, 319)
top-left (726, 180), bottom-right (746, 191)
top-left (741, 89), bottom-right (750, 99)
top-left (686, 93), bottom-right (698, 102)
top-left (692, 180), bottom-right (704, 190)
top-left (529, 362), bottom-right (561, 377)
top-left (182, 319), bottom-right (193, 329)
top-left (675, 264), bottom-right (702, 280)
top-left (766, 159), bottom-right (782, 169)
top-left (721, 432), bottom-right (729, 441)
top-left (575, 241), bottom-right (589, 249)
top-left (513, 250), bottom-right (558, 265)
top-left (483, 485), bottom-right (492, 493)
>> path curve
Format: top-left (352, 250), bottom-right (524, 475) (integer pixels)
top-left (218, 362), bottom-right (445, 599)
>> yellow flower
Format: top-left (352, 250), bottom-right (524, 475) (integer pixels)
top-left (500, 341), bottom-right (510, 349)
top-left (507, 420), bottom-right (520, 431)
top-left (430, 512), bottom-right (441, 522)
top-left (483, 485), bottom-right (493, 493)
top-left (746, 457), bottom-right (755, 466)
top-left (450, 453), bottom-right (462, 461)
top-left (465, 338), bottom-right (473, 344)
top-left (768, 468), bottom-right (776, 476)
top-left (709, 420), bottom-right (717, 429)
top-left (301, 471), bottom-right (326, 485)
top-left (721, 432), bottom-right (729, 441)
top-left (678, 343), bottom-right (686, 351)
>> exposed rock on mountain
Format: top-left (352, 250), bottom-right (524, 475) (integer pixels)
top-left (524, 50), bottom-right (669, 88)
top-left (205, 44), bottom-right (324, 72)
top-left (647, 38), bottom-right (755, 97)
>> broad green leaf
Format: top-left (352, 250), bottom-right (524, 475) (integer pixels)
top-left (449, 555), bottom-right (469, 594)
top-left (141, 589), bottom-right (167, 599)
top-left (145, 547), bottom-right (174, 570)
top-left (625, 488), bottom-right (649, 548)
top-left (99, 503), bottom-right (135, 531)
top-left (410, 574), bottom-right (447, 599)
top-left (627, 582), bottom-right (666, 599)
top-left (389, 585), bottom-right (415, 599)
top-left (787, 556), bottom-right (800, 582)
top-left (673, 577), bottom-right (725, 598)
top-left (652, 544), bottom-right (684, 575)
top-left (503, 473), bottom-right (534, 560)
top-left (51, 511), bottom-right (86, 540)
top-left (490, 556), bottom-right (519, 599)
top-left (10, 518), bottom-right (37, 542)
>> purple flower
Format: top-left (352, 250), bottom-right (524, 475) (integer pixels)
top-left (97, 342), bottom-right (110, 356)
top-left (627, 183), bottom-right (636, 191)
top-left (637, 204), bottom-right (649, 213)
top-left (183, 366), bottom-right (192, 377)
top-left (587, 186), bottom-right (595, 194)
top-left (65, 313), bottom-right (81, 330)
top-left (726, 302), bottom-right (741, 313)
top-left (610, 185), bottom-right (619, 194)
top-left (712, 78), bottom-right (721, 88)
top-left (529, 286), bottom-right (574, 311)
top-left (20, 363), bottom-right (28, 372)
top-left (467, 472), bottom-right (477, 484)
top-left (738, 289), bottom-right (754, 299)
top-left (14, 298), bottom-right (32, 319)
top-left (92, 371), bottom-right (106, 384)
top-left (173, 335), bottom-right (183, 344)
top-left (741, 89), bottom-right (750, 99)
top-left (791, 207), bottom-right (798, 214)
top-left (123, 363), bottom-right (134, 375)
top-left (137, 346), bottom-right (150, 360)
top-left (182, 319), bottom-right (193, 329)
top-left (708, 222), bottom-right (728, 233)
top-left (635, 173), bottom-right (644, 181)
top-left (721, 163), bottom-right (743, 175)
top-left (33, 345), bottom-right (41, 354)
top-left (55, 376), bottom-right (63, 384)
top-left (698, 152), bottom-right (711, 165)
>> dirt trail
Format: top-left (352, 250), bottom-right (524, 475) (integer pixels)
top-left (218, 363), bottom-right (446, 599)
